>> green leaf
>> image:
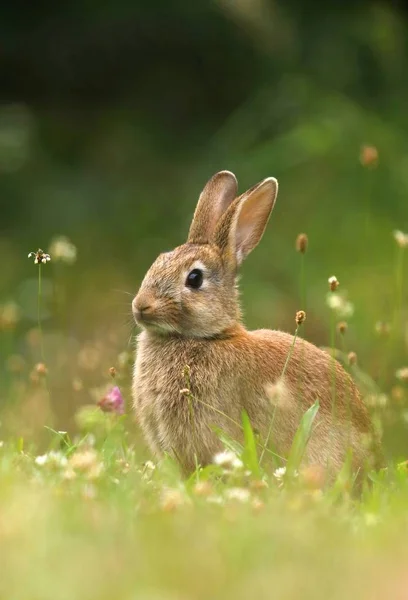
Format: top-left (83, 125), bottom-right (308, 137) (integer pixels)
top-left (286, 400), bottom-right (319, 476)
top-left (241, 410), bottom-right (261, 478)
top-left (211, 426), bottom-right (244, 456)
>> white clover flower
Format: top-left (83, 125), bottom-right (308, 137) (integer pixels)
top-left (34, 454), bottom-right (48, 466)
top-left (393, 230), bottom-right (408, 249)
top-left (273, 466), bottom-right (287, 480)
top-left (49, 236), bottom-right (77, 264)
top-left (35, 451), bottom-right (68, 468)
top-left (213, 450), bottom-right (243, 470)
top-left (225, 487), bottom-right (251, 503)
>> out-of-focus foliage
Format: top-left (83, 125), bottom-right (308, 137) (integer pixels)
top-left (1, 1), bottom-right (408, 455)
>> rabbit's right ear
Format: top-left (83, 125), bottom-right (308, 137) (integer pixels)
top-left (187, 171), bottom-right (238, 244)
top-left (212, 177), bottom-right (278, 268)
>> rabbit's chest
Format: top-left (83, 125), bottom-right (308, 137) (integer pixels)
top-left (133, 334), bottom-right (240, 463)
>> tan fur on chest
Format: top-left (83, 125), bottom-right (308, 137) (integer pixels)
top-left (133, 331), bottom-right (243, 471)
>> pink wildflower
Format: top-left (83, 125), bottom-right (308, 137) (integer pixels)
top-left (97, 386), bottom-right (125, 415)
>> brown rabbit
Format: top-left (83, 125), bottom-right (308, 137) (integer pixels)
top-left (132, 171), bottom-right (381, 476)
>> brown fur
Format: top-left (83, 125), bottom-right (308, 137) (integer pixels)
top-left (132, 171), bottom-right (381, 476)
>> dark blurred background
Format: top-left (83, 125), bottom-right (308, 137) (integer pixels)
top-left (1, 0), bottom-right (408, 455)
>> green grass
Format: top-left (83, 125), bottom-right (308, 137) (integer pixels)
top-left (2, 203), bottom-right (408, 599)
top-left (0, 420), bottom-right (407, 600)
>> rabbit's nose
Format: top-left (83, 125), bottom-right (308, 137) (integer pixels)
top-left (132, 295), bottom-right (154, 318)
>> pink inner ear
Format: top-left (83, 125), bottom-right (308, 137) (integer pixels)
top-left (234, 178), bottom-right (277, 262)
top-left (187, 171), bottom-right (238, 244)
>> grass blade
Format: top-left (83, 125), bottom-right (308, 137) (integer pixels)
top-left (286, 400), bottom-right (319, 476)
top-left (241, 410), bottom-right (261, 478)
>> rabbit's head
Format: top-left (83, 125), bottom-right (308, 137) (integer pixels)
top-left (132, 171), bottom-right (278, 338)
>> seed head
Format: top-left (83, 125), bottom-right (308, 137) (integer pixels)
top-left (360, 145), bottom-right (378, 168)
top-left (109, 366), bottom-right (116, 379)
top-left (295, 310), bottom-right (306, 326)
top-left (348, 351), bottom-right (357, 366)
top-left (28, 249), bottom-right (51, 265)
top-left (328, 276), bottom-right (339, 292)
top-left (337, 321), bottom-right (347, 335)
top-left (393, 230), bottom-right (408, 249)
top-left (213, 450), bottom-right (243, 471)
top-left (35, 362), bottom-right (48, 376)
top-left (295, 233), bottom-right (308, 254)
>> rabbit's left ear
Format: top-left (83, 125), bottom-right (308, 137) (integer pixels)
top-left (187, 171), bottom-right (238, 244)
top-left (213, 177), bottom-right (278, 267)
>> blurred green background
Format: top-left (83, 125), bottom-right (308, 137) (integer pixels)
top-left (1, 0), bottom-right (408, 455)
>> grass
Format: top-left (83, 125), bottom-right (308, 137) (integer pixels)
top-left (0, 420), bottom-right (408, 600)
top-left (1, 218), bottom-right (408, 599)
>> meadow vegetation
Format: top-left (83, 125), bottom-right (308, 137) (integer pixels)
top-left (3, 2), bottom-right (408, 597)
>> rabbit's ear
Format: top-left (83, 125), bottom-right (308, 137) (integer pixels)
top-left (187, 171), bottom-right (238, 244)
top-left (213, 177), bottom-right (278, 266)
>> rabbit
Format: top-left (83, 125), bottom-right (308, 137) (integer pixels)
top-left (132, 171), bottom-right (382, 477)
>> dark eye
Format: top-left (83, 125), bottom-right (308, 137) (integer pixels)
top-left (185, 268), bottom-right (203, 289)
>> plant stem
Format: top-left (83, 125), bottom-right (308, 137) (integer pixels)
top-left (38, 264), bottom-right (45, 363)
top-left (259, 324), bottom-right (301, 465)
top-left (300, 253), bottom-right (306, 326)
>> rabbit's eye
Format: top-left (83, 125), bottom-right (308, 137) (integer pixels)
top-left (186, 268), bottom-right (203, 289)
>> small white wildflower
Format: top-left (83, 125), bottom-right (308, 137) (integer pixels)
top-left (34, 451), bottom-right (68, 468)
top-left (273, 466), bottom-right (287, 480)
top-left (28, 249), bottom-right (51, 265)
top-left (35, 454), bottom-right (48, 466)
top-left (393, 230), bottom-right (408, 249)
top-left (225, 487), bottom-right (251, 503)
top-left (213, 450), bottom-right (243, 470)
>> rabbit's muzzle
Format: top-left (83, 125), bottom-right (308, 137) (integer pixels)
top-left (132, 294), bottom-right (156, 324)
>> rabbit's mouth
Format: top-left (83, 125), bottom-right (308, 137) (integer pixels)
top-left (133, 309), bottom-right (180, 335)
